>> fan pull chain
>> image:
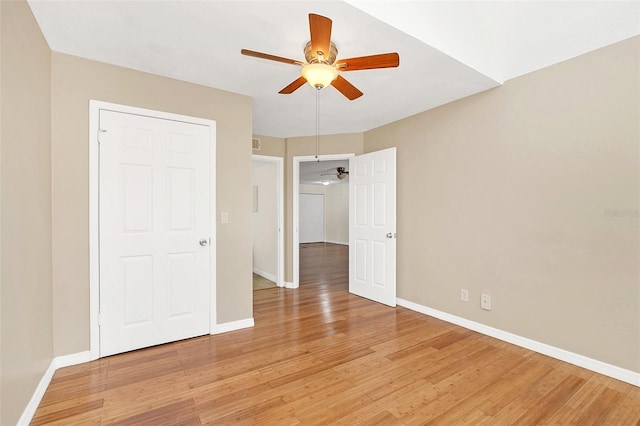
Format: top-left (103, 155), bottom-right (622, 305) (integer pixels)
top-left (315, 88), bottom-right (320, 161)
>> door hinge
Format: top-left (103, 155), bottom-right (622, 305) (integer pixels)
top-left (98, 312), bottom-right (102, 326)
top-left (97, 129), bottom-right (107, 143)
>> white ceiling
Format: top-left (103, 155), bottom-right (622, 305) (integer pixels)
top-left (29, 1), bottom-right (639, 138)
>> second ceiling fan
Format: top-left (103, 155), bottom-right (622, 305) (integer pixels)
top-left (241, 13), bottom-right (399, 100)
top-left (321, 166), bottom-right (350, 180)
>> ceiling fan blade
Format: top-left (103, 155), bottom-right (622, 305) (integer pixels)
top-left (336, 53), bottom-right (400, 71)
top-left (241, 49), bottom-right (303, 66)
top-left (331, 75), bottom-right (363, 100)
top-left (309, 14), bottom-right (332, 60)
top-left (279, 76), bottom-right (307, 94)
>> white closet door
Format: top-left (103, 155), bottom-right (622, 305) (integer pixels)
top-left (299, 193), bottom-right (324, 243)
top-left (99, 110), bottom-right (211, 357)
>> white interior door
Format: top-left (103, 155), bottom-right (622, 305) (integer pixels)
top-left (300, 193), bottom-right (324, 243)
top-left (349, 148), bottom-right (397, 307)
top-left (99, 110), bottom-right (211, 357)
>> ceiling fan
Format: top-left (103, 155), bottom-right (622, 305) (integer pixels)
top-left (241, 13), bottom-right (399, 100)
top-left (321, 166), bottom-right (350, 180)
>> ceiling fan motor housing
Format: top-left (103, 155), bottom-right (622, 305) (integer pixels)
top-left (304, 41), bottom-right (338, 64)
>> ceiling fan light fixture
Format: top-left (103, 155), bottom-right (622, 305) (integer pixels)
top-left (302, 63), bottom-right (338, 89)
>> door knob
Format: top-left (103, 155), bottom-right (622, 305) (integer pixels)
top-left (386, 233), bottom-right (393, 238)
top-left (199, 238), bottom-right (209, 247)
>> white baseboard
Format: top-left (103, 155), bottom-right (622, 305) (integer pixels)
top-left (284, 281), bottom-right (298, 289)
top-left (18, 351), bottom-right (91, 425)
top-left (325, 240), bottom-right (348, 246)
top-left (253, 267), bottom-right (277, 283)
top-left (212, 318), bottom-right (255, 334)
top-left (55, 351), bottom-right (91, 369)
top-left (17, 361), bottom-right (56, 425)
top-left (396, 298), bottom-right (640, 387)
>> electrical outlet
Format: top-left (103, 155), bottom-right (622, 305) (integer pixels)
top-left (481, 293), bottom-right (491, 310)
top-left (460, 289), bottom-right (469, 302)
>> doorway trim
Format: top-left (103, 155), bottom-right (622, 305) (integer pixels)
top-left (89, 100), bottom-right (217, 360)
top-left (292, 153), bottom-right (354, 288)
top-left (252, 155), bottom-right (285, 287)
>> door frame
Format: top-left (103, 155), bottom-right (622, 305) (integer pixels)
top-left (292, 153), bottom-right (354, 288)
top-left (89, 100), bottom-right (217, 360)
top-left (252, 155), bottom-right (285, 287)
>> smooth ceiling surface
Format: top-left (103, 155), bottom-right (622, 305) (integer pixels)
top-left (29, 1), bottom-right (639, 138)
top-left (346, 1), bottom-right (640, 83)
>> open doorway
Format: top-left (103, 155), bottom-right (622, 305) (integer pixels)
top-left (252, 155), bottom-right (284, 290)
top-left (292, 154), bottom-right (354, 288)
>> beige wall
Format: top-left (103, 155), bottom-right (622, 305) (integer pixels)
top-left (364, 37), bottom-right (640, 372)
top-left (285, 134), bottom-right (363, 282)
top-left (51, 53), bottom-right (254, 356)
top-left (0, 1), bottom-right (54, 424)
top-left (1, 0), bottom-right (3, 419)
top-left (299, 183), bottom-right (349, 245)
top-left (253, 162), bottom-right (278, 278)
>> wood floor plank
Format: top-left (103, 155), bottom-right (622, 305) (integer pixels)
top-left (31, 242), bottom-right (640, 425)
top-left (420, 351), bottom-right (526, 424)
top-left (30, 400), bottom-right (104, 426)
top-left (106, 398), bottom-right (197, 425)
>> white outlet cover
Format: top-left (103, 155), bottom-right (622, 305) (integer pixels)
top-left (481, 293), bottom-right (491, 310)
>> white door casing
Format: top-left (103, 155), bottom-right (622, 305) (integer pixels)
top-left (349, 148), bottom-right (397, 307)
top-left (299, 193), bottom-right (324, 243)
top-left (98, 108), bottom-right (213, 357)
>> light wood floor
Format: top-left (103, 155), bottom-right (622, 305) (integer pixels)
top-left (253, 273), bottom-right (277, 291)
top-left (33, 243), bottom-right (640, 424)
